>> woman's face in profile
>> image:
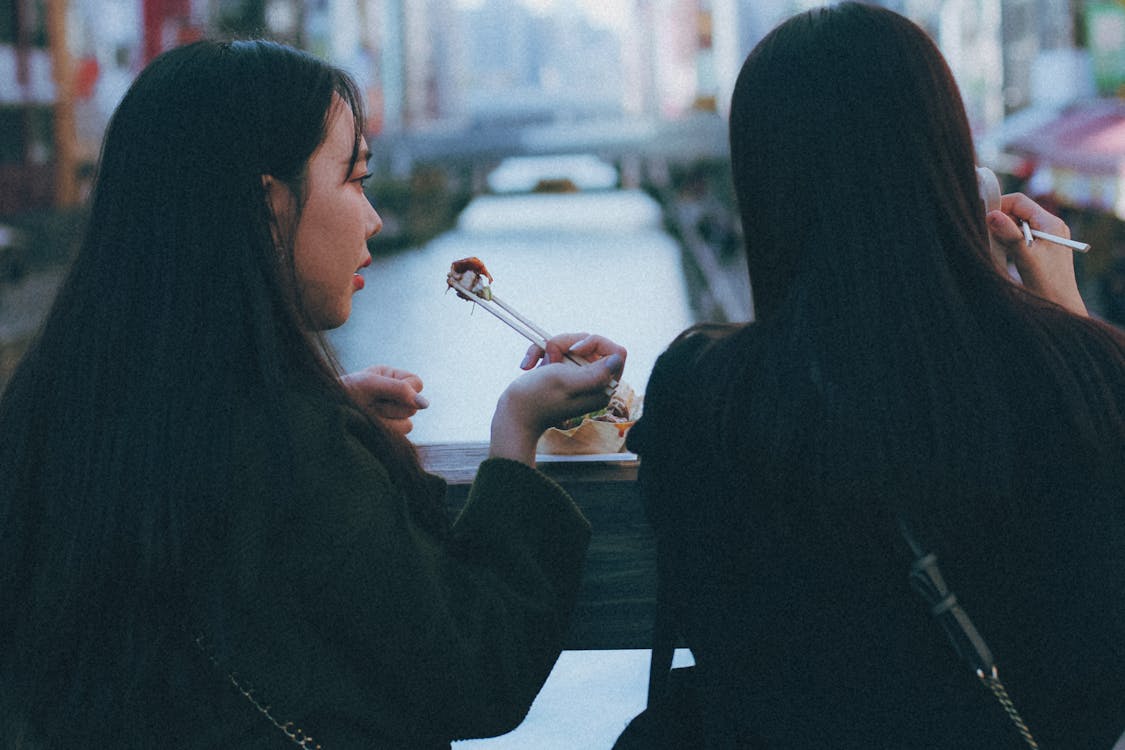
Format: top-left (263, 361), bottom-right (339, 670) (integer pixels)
top-left (270, 97), bottom-right (381, 330)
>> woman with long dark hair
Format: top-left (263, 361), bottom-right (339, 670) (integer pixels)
top-left (0, 40), bottom-right (624, 748)
top-left (628, 3), bottom-right (1125, 747)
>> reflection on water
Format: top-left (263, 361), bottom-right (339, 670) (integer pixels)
top-left (329, 189), bottom-right (696, 444)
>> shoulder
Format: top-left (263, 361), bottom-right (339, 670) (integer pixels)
top-left (226, 383), bottom-right (407, 516)
top-left (648, 323), bottom-right (748, 393)
top-left (627, 323), bottom-right (752, 456)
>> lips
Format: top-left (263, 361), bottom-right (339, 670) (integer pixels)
top-left (352, 256), bottom-right (370, 291)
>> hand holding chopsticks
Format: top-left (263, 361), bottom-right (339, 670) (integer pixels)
top-left (446, 273), bottom-right (591, 367)
top-left (445, 257), bottom-right (628, 464)
top-left (446, 260), bottom-right (619, 393)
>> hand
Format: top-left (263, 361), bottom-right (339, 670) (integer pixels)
top-left (340, 365), bottom-right (429, 436)
top-left (492, 333), bottom-right (627, 464)
top-left (518, 332), bottom-right (629, 369)
top-left (986, 193), bottom-right (1087, 316)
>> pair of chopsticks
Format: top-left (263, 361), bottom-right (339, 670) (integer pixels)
top-left (446, 273), bottom-right (618, 392)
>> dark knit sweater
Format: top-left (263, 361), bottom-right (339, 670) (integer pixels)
top-left (176, 387), bottom-right (591, 749)
top-left (628, 328), bottom-right (1125, 749)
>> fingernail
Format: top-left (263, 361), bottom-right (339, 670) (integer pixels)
top-left (414, 394), bottom-right (430, 409)
top-left (568, 336), bottom-right (593, 352)
top-left (520, 352), bottom-right (535, 369)
top-left (603, 353), bottom-right (623, 371)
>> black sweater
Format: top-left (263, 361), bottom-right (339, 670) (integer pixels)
top-left (628, 326), bottom-right (1125, 749)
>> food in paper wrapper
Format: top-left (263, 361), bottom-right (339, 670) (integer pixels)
top-left (537, 382), bottom-right (642, 455)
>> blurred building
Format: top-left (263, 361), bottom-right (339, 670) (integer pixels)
top-left (1, 0), bottom-right (56, 214)
top-left (0, 0), bottom-right (1117, 216)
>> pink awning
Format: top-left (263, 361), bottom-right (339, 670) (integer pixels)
top-left (1006, 99), bottom-right (1125, 177)
top-left (1003, 99), bottom-right (1125, 219)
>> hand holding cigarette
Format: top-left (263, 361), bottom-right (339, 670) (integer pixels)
top-left (985, 191), bottom-right (1088, 316)
top-left (976, 167), bottom-right (1090, 254)
top-left (1020, 222), bottom-right (1090, 253)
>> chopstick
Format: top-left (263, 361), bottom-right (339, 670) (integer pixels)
top-left (448, 276), bottom-right (549, 349)
top-left (446, 274), bottom-right (617, 391)
top-left (1020, 221), bottom-right (1090, 253)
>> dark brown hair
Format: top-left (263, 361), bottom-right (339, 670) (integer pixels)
top-left (714, 2), bottom-right (1124, 518)
top-left (0, 40), bottom-right (430, 745)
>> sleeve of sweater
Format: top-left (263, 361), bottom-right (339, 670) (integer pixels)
top-left (228, 393), bottom-right (591, 747)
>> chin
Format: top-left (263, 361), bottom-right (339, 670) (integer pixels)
top-left (310, 307), bottom-right (349, 331)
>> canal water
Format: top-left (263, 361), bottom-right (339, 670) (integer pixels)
top-left (328, 187), bottom-right (697, 445)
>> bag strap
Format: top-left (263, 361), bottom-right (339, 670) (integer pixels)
top-left (897, 518), bottom-right (1040, 749)
top-left (192, 631), bottom-right (324, 749)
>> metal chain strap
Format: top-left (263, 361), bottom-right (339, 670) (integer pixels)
top-left (977, 667), bottom-right (1039, 749)
top-left (194, 633), bottom-right (324, 749)
top-left (899, 519), bottom-right (1041, 749)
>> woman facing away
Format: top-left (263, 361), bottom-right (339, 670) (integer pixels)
top-left (627, 3), bottom-right (1125, 748)
top-left (0, 40), bottom-right (626, 748)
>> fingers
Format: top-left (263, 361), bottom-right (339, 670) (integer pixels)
top-left (381, 416), bottom-right (415, 436)
top-left (519, 343), bottom-right (545, 370)
top-left (987, 192), bottom-right (1073, 256)
top-left (984, 209), bottom-right (1025, 247)
top-left (523, 332), bottom-right (596, 366)
top-left (540, 332), bottom-right (590, 365)
top-left (544, 353), bottom-right (626, 418)
top-left (565, 334), bottom-right (627, 364)
top-left (377, 376), bottom-right (429, 411)
top-left (341, 366), bottom-right (430, 428)
top-left (998, 192), bottom-right (1070, 238)
top-left (365, 365), bottom-right (424, 394)
top-left (518, 333), bottom-right (627, 369)
top-left (556, 352), bottom-right (624, 397)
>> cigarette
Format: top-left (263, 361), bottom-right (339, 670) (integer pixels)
top-left (1020, 220), bottom-right (1033, 246)
top-left (1027, 227), bottom-right (1091, 253)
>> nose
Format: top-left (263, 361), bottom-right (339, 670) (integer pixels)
top-left (366, 203), bottom-right (382, 240)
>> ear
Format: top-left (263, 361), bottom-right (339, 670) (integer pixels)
top-left (261, 174), bottom-right (297, 252)
top-left (261, 174), bottom-right (294, 225)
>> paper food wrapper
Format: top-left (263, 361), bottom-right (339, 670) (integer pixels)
top-left (536, 395), bottom-right (643, 455)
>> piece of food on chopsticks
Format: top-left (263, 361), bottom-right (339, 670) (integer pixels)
top-left (537, 381), bottom-right (643, 456)
top-left (448, 256), bottom-right (494, 300)
top-left (446, 255), bottom-right (554, 350)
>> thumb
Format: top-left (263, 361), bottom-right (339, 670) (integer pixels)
top-left (602, 353), bottom-right (624, 380)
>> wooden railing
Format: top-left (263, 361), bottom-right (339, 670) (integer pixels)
top-left (419, 443), bottom-right (655, 650)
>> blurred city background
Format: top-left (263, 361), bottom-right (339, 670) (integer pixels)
top-left (1, 0), bottom-right (1124, 442)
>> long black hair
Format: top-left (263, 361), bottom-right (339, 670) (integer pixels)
top-left (710, 2), bottom-right (1124, 522)
top-left (0, 40), bottom-right (429, 745)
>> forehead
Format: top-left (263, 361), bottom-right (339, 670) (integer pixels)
top-left (318, 97), bottom-right (363, 161)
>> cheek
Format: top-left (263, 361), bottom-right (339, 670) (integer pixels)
top-left (290, 202), bottom-right (338, 279)
top-left (288, 216), bottom-right (355, 328)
